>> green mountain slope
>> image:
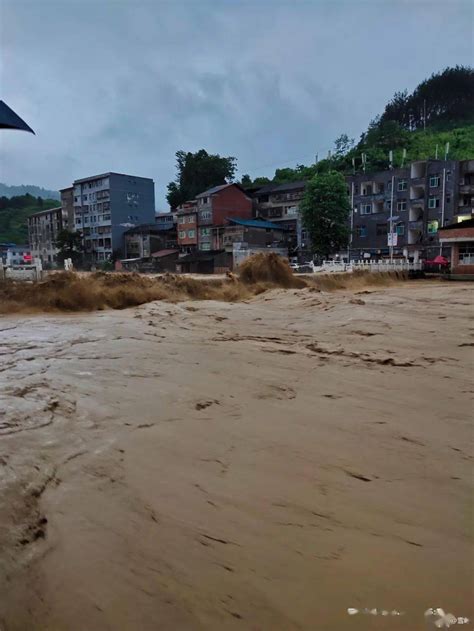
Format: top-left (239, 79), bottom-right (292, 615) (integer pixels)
top-left (0, 195), bottom-right (61, 244)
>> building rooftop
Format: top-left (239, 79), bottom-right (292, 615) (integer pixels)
top-left (196, 183), bottom-right (250, 199)
top-left (227, 217), bottom-right (288, 230)
top-left (73, 172), bottom-right (154, 185)
top-left (28, 206), bottom-right (62, 218)
top-left (124, 223), bottom-right (163, 235)
top-left (151, 249), bottom-right (179, 258)
top-left (254, 180), bottom-right (307, 195)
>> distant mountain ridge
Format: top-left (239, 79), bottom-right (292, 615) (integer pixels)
top-left (0, 182), bottom-right (60, 200)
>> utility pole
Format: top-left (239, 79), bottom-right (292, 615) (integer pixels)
top-left (389, 174), bottom-right (395, 262)
top-left (440, 167), bottom-right (446, 255)
top-left (348, 181), bottom-right (355, 263)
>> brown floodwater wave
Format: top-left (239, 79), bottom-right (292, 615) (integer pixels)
top-left (0, 253), bottom-right (408, 314)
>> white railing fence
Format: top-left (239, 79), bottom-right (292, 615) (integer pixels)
top-left (310, 260), bottom-right (423, 274)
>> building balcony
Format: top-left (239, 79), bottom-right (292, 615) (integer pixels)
top-left (459, 184), bottom-right (474, 195)
top-left (411, 162), bottom-right (427, 179)
top-left (408, 220), bottom-right (423, 232)
top-left (410, 185), bottom-right (425, 200)
top-left (198, 216), bottom-right (213, 226)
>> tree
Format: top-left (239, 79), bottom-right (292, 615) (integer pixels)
top-left (166, 149), bottom-right (237, 208)
top-left (379, 66), bottom-right (474, 130)
top-left (300, 171), bottom-right (350, 258)
top-left (55, 229), bottom-right (84, 265)
top-left (252, 176), bottom-right (271, 186)
top-left (240, 174), bottom-right (253, 187)
top-left (333, 134), bottom-right (354, 158)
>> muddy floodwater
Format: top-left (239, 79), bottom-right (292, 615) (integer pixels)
top-left (0, 281), bottom-right (472, 630)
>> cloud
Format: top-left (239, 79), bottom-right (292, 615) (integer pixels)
top-left (1, 0), bottom-right (472, 208)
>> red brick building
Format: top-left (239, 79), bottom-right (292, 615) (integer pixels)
top-left (195, 184), bottom-right (252, 251)
top-left (439, 217), bottom-right (474, 275)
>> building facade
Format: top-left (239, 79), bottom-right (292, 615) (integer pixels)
top-left (195, 183), bottom-right (253, 251)
top-left (1, 244), bottom-right (31, 266)
top-left (71, 172), bottom-right (155, 262)
top-left (346, 159), bottom-right (471, 260)
top-left (28, 206), bottom-right (64, 265)
top-left (439, 217), bottom-right (474, 275)
top-left (253, 181), bottom-right (310, 259)
top-left (176, 201), bottom-right (198, 252)
top-left (217, 217), bottom-right (288, 250)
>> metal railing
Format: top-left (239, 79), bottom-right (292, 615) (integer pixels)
top-left (310, 259), bottom-right (423, 274)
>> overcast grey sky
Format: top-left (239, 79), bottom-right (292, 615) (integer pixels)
top-left (1, 0), bottom-right (472, 208)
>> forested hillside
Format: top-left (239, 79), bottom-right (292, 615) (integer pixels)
top-left (0, 195), bottom-right (60, 244)
top-left (241, 66), bottom-right (474, 186)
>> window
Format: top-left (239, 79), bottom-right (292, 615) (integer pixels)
top-left (200, 243), bottom-right (211, 251)
top-left (376, 223), bottom-right (388, 236)
top-left (200, 227), bottom-right (211, 236)
top-left (355, 225), bottom-right (367, 237)
top-left (446, 170), bottom-right (452, 181)
top-left (386, 200), bottom-right (392, 211)
top-left (398, 179), bottom-right (407, 191)
top-left (361, 204), bottom-right (372, 215)
top-left (459, 244), bottom-right (474, 265)
top-left (200, 197), bottom-right (209, 204)
top-left (361, 185), bottom-right (373, 196)
top-left (76, 218), bottom-right (82, 225)
top-left (188, 229), bottom-right (195, 238)
top-left (446, 195), bottom-right (451, 204)
top-left (397, 200), bottom-right (407, 211)
top-left (103, 214), bottom-right (111, 221)
top-left (178, 216), bottom-right (185, 224)
top-left (427, 220), bottom-right (439, 234)
top-left (429, 175), bottom-right (441, 187)
top-left (83, 194), bottom-right (88, 200)
top-left (187, 215), bottom-right (196, 224)
top-left (200, 210), bottom-right (212, 220)
top-left (179, 230), bottom-right (185, 239)
top-left (428, 197), bottom-right (440, 209)
top-left (396, 223), bottom-right (405, 236)
top-left (387, 180), bottom-right (392, 193)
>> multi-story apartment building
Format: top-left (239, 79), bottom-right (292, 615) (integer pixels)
top-left (176, 201), bottom-right (198, 252)
top-left (196, 183), bottom-right (252, 251)
top-left (28, 206), bottom-right (64, 265)
top-left (253, 181), bottom-right (310, 258)
top-left (71, 172), bottom-right (155, 262)
top-left (458, 159), bottom-right (474, 220)
top-left (346, 159), bottom-right (473, 260)
top-left (176, 184), bottom-right (253, 253)
top-left (60, 186), bottom-right (75, 229)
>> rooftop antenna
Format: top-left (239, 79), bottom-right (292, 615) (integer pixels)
top-left (315, 153), bottom-right (319, 166)
top-left (389, 150), bottom-right (393, 170)
top-left (401, 148), bottom-right (407, 168)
